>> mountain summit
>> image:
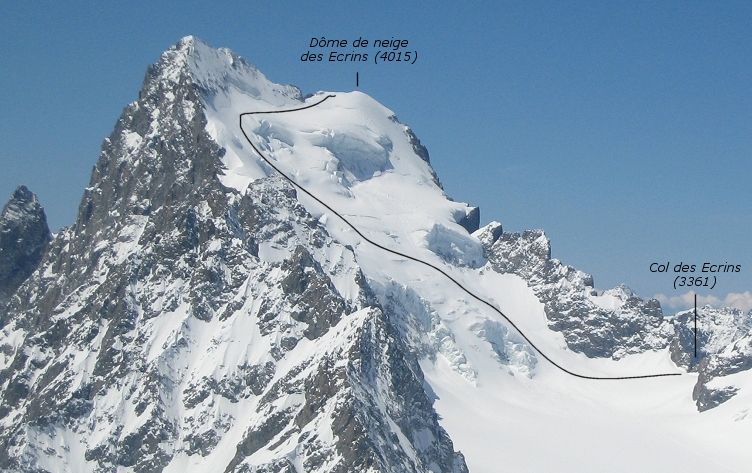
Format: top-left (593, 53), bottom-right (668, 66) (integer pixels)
top-left (0, 36), bottom-right (750, 472)
top-left (0, 185), bottom-right (51, 315)
top-left (0, 36), bottom-right (468, 473)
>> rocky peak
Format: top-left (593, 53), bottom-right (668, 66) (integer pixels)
top-left (669, 306), bottom-right (752, 411)
top-left (148, 35), bottom-right (302, 103)
top-left (483, 229), bottom-right (668, 359)
top-left (0, 38), bottom-right (468, 473)
top-left (0, 185), bottom-right (52, 310)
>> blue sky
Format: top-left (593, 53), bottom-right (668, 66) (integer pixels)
top-left (1, 1), bottom-right (750, 310)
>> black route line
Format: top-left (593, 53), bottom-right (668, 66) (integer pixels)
top-left (694, 293), bottom-right (698, 358)
top-left (239, 95), bottom-right (682, 381)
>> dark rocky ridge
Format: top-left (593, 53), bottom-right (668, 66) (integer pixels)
top-left (0, 186), bottom-right (52, 320)
top-left (479, 225), bottom-right (752, 411)
top-left (670, 306), bottom-right (752, 411)
top-left (483, 229), bottom-right (669, 359)
top-left (0, 37), bottom-right (467, 473)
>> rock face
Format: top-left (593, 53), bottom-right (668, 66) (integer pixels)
top-left (669, 307), bottom-right (752, 411)
top-left (481, 228), bottom-right (669, 359)
top-left (477, 223), bottom-right (752, 411)
top-left (0, 186), bottom-right (52, 315)
top-left (455, 207), bottom-right (480, 234)
top-left (2, 35), bottom-right (751, 472)
top-left (0, 37), bottom-right (466, 473)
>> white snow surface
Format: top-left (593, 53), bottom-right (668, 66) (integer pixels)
top-left (163, 36), bottom-right (752, 472)
top-left (9, 37), bottom-right (748, 472)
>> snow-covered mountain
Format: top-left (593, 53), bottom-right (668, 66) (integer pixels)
top-left (1, 36), bottom-right (750, 472)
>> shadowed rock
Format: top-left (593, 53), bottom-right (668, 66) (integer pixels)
top-left (0, 186), bottom-right (52, 314)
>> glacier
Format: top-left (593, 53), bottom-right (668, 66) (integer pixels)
top-left (0, 36), bottom-right (751, 473)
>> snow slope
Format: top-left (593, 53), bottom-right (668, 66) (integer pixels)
top-left (2, 36), bottom-right (750, 472)
top-left (180, 37), bottom-right (751, 472)
top-left (194, 39), bottom-right (676, 380)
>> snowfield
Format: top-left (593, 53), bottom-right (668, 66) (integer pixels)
top-left (1, 36), bottom-right (750, 473)
top-left (189, 38), bottom-right (750, 472)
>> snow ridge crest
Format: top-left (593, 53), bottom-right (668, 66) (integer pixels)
top-left (155, 35), bottom-right (302, 104)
